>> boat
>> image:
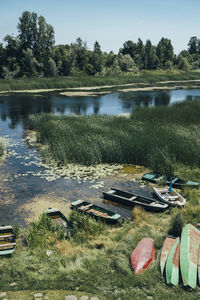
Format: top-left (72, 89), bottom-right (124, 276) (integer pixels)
top-left (180, 224), bottom-right (200, 289)
top-left (70, 200), bottom-right (122, 224)
top-left (160, 236), bottom-right (177, 275)
top-left (0, 225), bottom-right (16, 256)
top-left (153, 186), bottom-right (186, 207)
top-left (165, 238), bottom-right (180, 286)
top-left (142, 173), bottom-right (164, 183)
top-left (142, 173), bottom-right (199, 189)
top-left (44, 208), bottom-right (70, 236)
top-left (102, 188), bottom-right (168, 212)
top-left (131, 238), bottom-right (155, 274)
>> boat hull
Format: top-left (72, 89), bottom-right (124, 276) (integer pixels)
top-left (153, 187), bottom-right (186, 207)
top-left (131, 238), bottom-right (155, 274)
top-left (180, 224), bottom-right (200, 288)
top-left (103, 188), bottom-right (168, 212)
top-left (166, 238), bottom-right (180, 286)
top-left (71, 200), bottom-right (122, 224)
top-left (0, 225), bottom-right (16, 256)
top-left (160, 236), bottom-right (177, 275)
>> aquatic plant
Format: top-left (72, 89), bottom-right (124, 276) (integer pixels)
top-left (26, 99), bottom-right (200, 180)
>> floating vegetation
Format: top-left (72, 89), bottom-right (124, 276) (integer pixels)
top-left (0, 137), bottom-right (9, 160)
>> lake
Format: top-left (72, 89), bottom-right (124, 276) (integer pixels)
top-left (0, 88), bottom-right (200, 226)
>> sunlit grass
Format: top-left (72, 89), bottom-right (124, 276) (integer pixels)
top-left (26, 99), bottom-right (200, 180)
top-left (0, 70), bottom-right (200, 91)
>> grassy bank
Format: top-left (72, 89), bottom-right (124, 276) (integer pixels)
top-left (26, 99), bottom-right (200, 179)
top-left (0, 70), bottom-right (200, 91)
top-left (1, 202), bottom-right (200, 299)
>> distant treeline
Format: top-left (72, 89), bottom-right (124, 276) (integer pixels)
top-left (0, 11), bottom-right (200, 78)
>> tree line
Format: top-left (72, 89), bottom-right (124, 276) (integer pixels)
top-left (0, 11), bottom-right (200, 79)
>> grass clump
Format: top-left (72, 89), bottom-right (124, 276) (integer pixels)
top-left (25, 214), bottom-right (64, 249)
top-left (68, 210), bottom-right (106, 243)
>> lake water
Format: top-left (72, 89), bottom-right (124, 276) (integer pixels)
top-left (0, 88), bottom-right (199, 226)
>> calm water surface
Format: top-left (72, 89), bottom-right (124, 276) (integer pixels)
top-left (0, 89), bottom-right (199, 226)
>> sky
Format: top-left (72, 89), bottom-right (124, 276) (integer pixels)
top-left (0, 0), bottom-right (199, 54)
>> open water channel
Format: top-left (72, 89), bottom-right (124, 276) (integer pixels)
top-left (0, 89), bottom-right (200, 226)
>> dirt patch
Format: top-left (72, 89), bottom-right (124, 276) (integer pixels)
top-left (16, 193), bottom-right (71, 224)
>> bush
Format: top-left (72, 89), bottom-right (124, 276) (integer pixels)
top-left (168, 212), bottom-right (184, 237)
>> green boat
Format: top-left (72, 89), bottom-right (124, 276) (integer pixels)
top-left (0, 225), bottom-right (16, 256)
top-left (142, 173), bottom-right (199, 189)
top-left (180, 224), bottom-right (200, 289)
top-left (165, 238), bottom-right (180, 286)
top-left (71, 200), bottom-right (122, 224)
top-left (44, 208), bottom-right (71, 237)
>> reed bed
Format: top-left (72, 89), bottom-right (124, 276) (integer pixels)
top-left (0, 70), bottom-right (200, 91)
top-left (26, 99), bottom-right (200, 177)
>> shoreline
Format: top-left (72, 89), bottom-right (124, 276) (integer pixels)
top-left (0, 79), bottom-right (200, 96)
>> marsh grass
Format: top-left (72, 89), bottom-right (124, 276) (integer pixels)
top-left (26, 99), bottom-right (200, 179)
top-left (0, 70), bottom-right (200, 91)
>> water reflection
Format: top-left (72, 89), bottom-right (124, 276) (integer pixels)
top-left (0, 89), bottom-right (200, 129)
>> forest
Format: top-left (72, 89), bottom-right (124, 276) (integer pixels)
top-left (0, 11), bottom-right (200, 79)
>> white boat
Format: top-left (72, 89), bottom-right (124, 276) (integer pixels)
top-left (153, 187), bottom-right (186, 207)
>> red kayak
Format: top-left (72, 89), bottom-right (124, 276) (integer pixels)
top-left (131, 238), bottom-right (155, 274)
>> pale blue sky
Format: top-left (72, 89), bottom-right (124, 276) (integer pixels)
top-left (0, 0), bottom-right (199, 53)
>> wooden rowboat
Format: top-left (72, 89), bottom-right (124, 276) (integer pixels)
top-left (70, 200), bottom-right (122, 224)
top-left (102, 188), bottom-right (168, 212)
top-left (131, 238), bottom-right (155, 274)
top-left (160, 236), bottom-right (177, 275)
top-left (44, 208), bottom-right (70, 237)
top-left (165, 238), bottom-right (180, 286)
top-left (153, 186), bottom-right (186, 207)
top-left (0, 225), bottom-right (16, 256)
top-left (180, 224), bottom-right (200, 288)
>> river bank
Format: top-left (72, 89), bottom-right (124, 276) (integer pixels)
top-left (0, 70), bottom-right (200, 95)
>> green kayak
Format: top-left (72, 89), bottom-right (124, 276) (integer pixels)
top-left (180, 224), bottom-right (200, 289)
top-left (165, 238), bottom-right (180, 286)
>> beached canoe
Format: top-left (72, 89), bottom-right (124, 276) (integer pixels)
top-left (131, 238), bottom-right (155, 274)
top-left (153, 186), bottom-right (186, 207)
top-left (0, 225), bottom-right (16, 256)
top-left (180, 224), bottom-right (200, 288)
top-left (160, 236), bottom-right (177, 275)
top-left (102, 188), bottom-right (168, 212)
top-left (142, 173), bottom-right (199, 189)
top-left (44, 208), bottom-right (70, 236)
top-left (70, 200), bottom-right (122, 224)
top-left (165, 238), bottom-right (180, 286)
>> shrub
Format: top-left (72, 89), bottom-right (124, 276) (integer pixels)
top-left (168, 212), bottom-right (184, 237)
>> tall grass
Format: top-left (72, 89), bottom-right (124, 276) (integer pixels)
top-left (0, 69), bottom-right (200, 91)
top-left (0, 143), bottom-right (4, 156)
top-left (26, 99), bottom-right (200, 178)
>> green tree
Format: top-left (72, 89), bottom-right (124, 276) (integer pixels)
top-left (188, 36), bottom-right (198, 54)
top-left (20, 48), bottom-right (40, 77)
top-left (119, 40), bottom-right (137, 59)
top-left (145, 40), bottom-right (158, 69)
top-left (17, 11), bottom-right (55, 65)
top-left (156, 38), bottom-right (174, 68)
top-left (118, 54), bottom-right (138, 73)
top-left (94, 41), bottom-right (102, 55)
